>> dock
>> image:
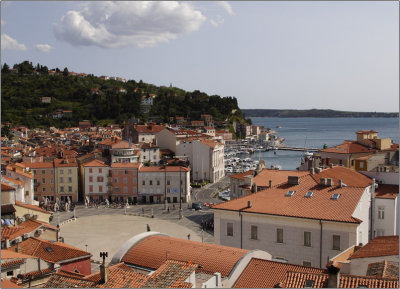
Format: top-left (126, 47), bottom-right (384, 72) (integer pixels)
top-left (274, 146), bottom-right (319, 152)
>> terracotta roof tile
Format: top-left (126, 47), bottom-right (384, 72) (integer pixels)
top-left (233, 258), bottom-right (325, 288)
top-left (111, 163), bottom-right (141, 168)
top-left (111, 140), bottom-right (136, 149)
top-left (1, 176), bottom-right (25, 187)
top-left (254, 169), bottom-right (309, 187)
top-left (375, 185), bottom-right (399, 199)
top-left (311, 166), bottom-right (372, 188)
top-left (15, 201), bottom-right (52, 214)
top-left (1, 259), bottom-right (25, 268)
top-left (83, 159), bottom-right (108, 167)
top-left (9, 237), bottom-right (91, 264)
top-left (1, 278), bottom-right (22, 288)
top-left (320, 141), bottom-right (374, 154)
top-left (357, 130), bottom-right (378, 134)
top-left (349, 236), bottom-right (399, 259)
top-left (1, 182), bottom-right (15, 191)
top-left (121, 235), bottom-right (249, 277)
top-left (199, 139), bottom-right (222, 148)
top-left (1, 219), bottom-right (43, 241)
top-left (43, 273), bottom-right (96, 288)
top-left (54, 158), bottom-right (78, 167)
top-left (284, 271), bottom-right (399, 288)
top-left (214, 169), bottom-right (368, 223)
top-left (139, 166), bottom-right (190, 173)
top-left (366, 261), bottom-right (399, 279)
top-left (230, 170), bottom-right (255, 181)
top-left (135, 125), bottom-right (165, 134)
top-left (21, 162), bottom-right (53, 169)
top-left (1, 249), bottom-right (38, 260)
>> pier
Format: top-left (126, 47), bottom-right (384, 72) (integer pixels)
top-left (274, 146), bottom-right (319, 152)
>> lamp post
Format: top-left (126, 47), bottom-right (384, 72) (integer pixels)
top-left (179, 166), bottom-right (182, 219)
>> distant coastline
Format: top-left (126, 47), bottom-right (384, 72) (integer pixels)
top-left (242, 109), bottom-right (399, 118)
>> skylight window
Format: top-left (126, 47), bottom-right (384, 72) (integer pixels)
top-left (305, 191), bottom-right (313, 198)
top-left (45, 247), bottom-right (53, 252)
top-left (331, 193), bottom-right (341, 200)
top-left (285, 190), bottom-right (296, 197)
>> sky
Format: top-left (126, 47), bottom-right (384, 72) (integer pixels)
top-left (1, 1), bottom-right (399, 112)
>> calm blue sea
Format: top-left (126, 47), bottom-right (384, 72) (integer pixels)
top-left (249, 117), bottom-right (399, 170)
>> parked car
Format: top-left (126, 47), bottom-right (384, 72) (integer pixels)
top-left (192, 202), bottom-right (202, 210)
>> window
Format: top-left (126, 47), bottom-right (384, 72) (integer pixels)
top-left (285, 190), bottom-right (295, 197)
top-left (124, 187), bottom-right (128, 193)
top-left (99, 186), bottom-right (103, 193)
top-left (303, 261), bottom-right (312, 267)
top-left (89, 176), bottom-right (93, 182)
top-left (42, 170), bottom-right (46, 175)
top-left (143, 180), bottom-right (145, 185)
top-left (150, 180), bottom-right (153, 185)
top-left (305, 191), bottom-right (313, 198)
top-left (51, 188), bottom-right (54, 192)
top-left (276, 228), bottom-right (284, 243)
top-left (97, 176), bottom-right (103, 182)
top-left (157, 180), bottom-right (160, 186)
top-left (360, 162), bottom-right (364, 169)
top-left (167, 180), bottom-right (171, 185)
top-left (251, 225), bottom-right (258, 240)
top-left (123, 177), bottom-right (127, 184)
top-left (60, 177), bottom-right (64, 183)
top-left (68, 186), bottom-right (72, 192)
top-left (68, 177), bottom-right (72, 183)
top-left (376, 229), bottom-right (385, 236)
top-left (134, 187), bottom-right (137, 193)
top-left (60, 169), bottom-right (64, 174)
top-left (42, 187), bottom-right (46, 192)
top-left (114, 178), bottom-right (118, 183)
top-left (378, 207), bottom-right (385, 219)
top-left (50, 178), bottom-right (54, 184)
top-left (124, 170), bottom-right (128, 174)
top-left (41, 178), bottom-right (46, 184)
top-left (60, 186), bottom-right (64, 192)
top-left (143, 156), bottom-right (146, 160)
top-left (98, 168), bottom-right (102, 173)
top-left (304, 232), bottom-right (312, 247)
top-left (89, 185), bottom-right (93, 192)
top-left (68, 169), bottom-right (72, 174)
top-left (331, 193), bottom-right (340, 200)
top-left (7, 271), bottom-right (13, 276)
top-left (332, 235), bottom-right (340, 250)
top-left (134, 178), bottom-right (137, 184)
top-left (89, 168), bottom-right (93, 173)
top-left (227, 223), bottom-right (233, 236)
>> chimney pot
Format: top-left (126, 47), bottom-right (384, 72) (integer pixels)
top-left (269, 180), bottom-right (272, 187)
top-left (247, 200), bottom-right (252, 208)
top-left (310, 168), bottom-right (315, 175)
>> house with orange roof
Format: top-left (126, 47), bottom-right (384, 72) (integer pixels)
top-left (83, 159), bottom-right (109, 201)
top-left (177, 139), bottom-right (224, 183)
top-left (139, 142), bottom-right (160, 165)
top-left (5, 163), bottom-right (34, 205)
top-left (373, 184), bottom-right (399, 237)
top-left (24, 162), bottom-right (55, 203)
top-left (110, 162), bottom-right (141, 203)
top-left (13, 201), bottom-right (52, 224)
top-left (110, 232), bottom-right (271, 288)
top-left (54, 158), bottom-right (79, 203)
top-left (9, 237), bottom-right (92, 275)
top-left (1, 249), bottom-right (55, 287)
top-left (138, 166), bottom-right (191, 204)
top-left (155, 127), bottom-right (211, 154)
top-left (123, 123), bottom-right (165, 144)
top-left (110, 140), bottom-right (139, 164)
top-left (212, 166), bottom-right (375, 269)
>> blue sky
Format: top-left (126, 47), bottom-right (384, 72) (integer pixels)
top-left (1, 1), bottom-right (398, 112)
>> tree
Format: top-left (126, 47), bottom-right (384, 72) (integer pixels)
top-left (2, 63), bottom-right (10, 73)
top-left (63, 67), bottom-right (69, 76)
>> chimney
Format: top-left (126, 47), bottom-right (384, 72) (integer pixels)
top-left (327, 178), bottom-right (334, 187)
top-left (5, 239), bottom-right (10, 248)
top-left (338, 179), bottom-right (343, 187)
top-left (326, 261), bottom-right (341, 288)
top-left (99, 252), bottom-right (109, 284)
top-left (315, 167), bottom-right (322, 173)
top-left (330, 163), bottom-right (334, 168)
top-left (310, 168), bottom-right (315, 175)
top-left (269, 180), bottom-right (272, 188)
top-left (214, 272), bottom-right (222, 288)
top-left (288, 176), bottom-right (300, 185)
top-left (247, 200), bottom-right (252, 208)
top-left (15, 242), bottom-right (21, 253)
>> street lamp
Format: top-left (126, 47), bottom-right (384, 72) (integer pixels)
top-left (179, 166), bottom-right (182, 219)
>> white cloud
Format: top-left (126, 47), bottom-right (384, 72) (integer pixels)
top-left (210, 15), bottom-right (224, 27)
top-left (53, 1), bottom-right (207, 48)
top-left (217, 1), bottom-right (235, 16)
top-left (35, 44), bottom-right (53, 52)
top-left (1, 34), bottom-right (27, 51)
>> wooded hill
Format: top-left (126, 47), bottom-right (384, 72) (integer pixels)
top-left (1, 61), bottom-right (244, 128)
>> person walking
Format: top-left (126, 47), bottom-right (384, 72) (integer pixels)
top-left (187, 234), bottom-right (191, 240)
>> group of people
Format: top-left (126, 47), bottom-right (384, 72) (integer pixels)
top-left (201, 219), bottom-right (214, 231)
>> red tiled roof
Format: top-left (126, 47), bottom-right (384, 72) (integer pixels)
top-left (111, 163), bottom-right (141, 168)
top-left (349, 236), bottom-right (399, 259)
top-left (1, 249), bottom-right (38, 259)
top-left (139, 166), bottom-right (190, 173)
top-left (320, 140), bottom-right (374, 154)
top-left (111, 140), bottom-right (136, 149)
top-left (254, 169), bottom-right (309, 187)
top-left (96, 264), bottom-right (148, 288)
top-left (135, 124), bottom-right (165, 134)
top-left (1, 182), bottom-right (15, 191)
top-left (2, 176), bottom-right (25, 187)
top-left (284, 271), bottom-right (399, 288)
top-left (9, 237), bottom-right (91, 264)
top-left (375, 185), bottom-right (399, 199)
top-left (233, 258), bottom-right (325, 288)
top-left (54, 158), bottom-right (78, 167)
top-left (357, 130), bottom-right (378, 134)
top-left (366, 261), bottom-right (399, 279)
top-left (1, 278), bottom-right (22, 288)
top-left (43, 273), bottom-right (96, 288)
top-left (214, 169), bottom-right (368, 223)
top-left (230, 170), bottom-right (255, 181)
top-left (199, 139), bottom-right (222, 148)
top-left (311, 166), bottom-right (372, 188)
top-left (22, 162), bottom-right (53, 169)
top-left (1, 259), bottom-right (25, 268)
top-left (15, 200), bottom-right (52, 214)
top-left (1, 219), bottom-right (44, 241)
top-left (121, 235), bottom-right (249, 277)
top-left (83, 159), bottom-right (108, 167)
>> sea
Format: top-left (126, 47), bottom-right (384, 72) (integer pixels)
top-left (248, 117), bottom-right (399, 170)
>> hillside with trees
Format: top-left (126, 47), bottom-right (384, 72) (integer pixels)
top-left (1, 61), bottom-right (245, 128)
